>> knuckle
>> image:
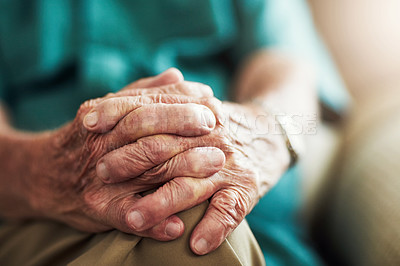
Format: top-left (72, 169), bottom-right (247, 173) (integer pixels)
top-left (102, 98), bottom-right (122, 120)
top-left (130, 88), bottom-right (150, 96)
top-left (161, 93), bottom-right (184, 104)
top-left (105, 92), bottom-right (115, 98)
top-left (136, 137), bottom-right (165, 166)
top-left (142, 135), bottom-right (177, 160)
top-left (116, 197), bottom-right (133, 226)
top-left (199, 84), bottom-right (213, 97)
top-left (212, 190), bottom-right (248, 230)
top-left (180, 82), bottom-right (214, 97)
top-left (203, 97), bottom-right (222, 108)
top-left (103, 145), bottom-right (148, 180)
top-left (206, 131), bottom-right (232, 153)
top-left (176, 81), bottom-right (192, 95)
top-left (159, 178), bottom-right (191, 210)
top-left (137, 136), bottom-right (157, 152)
top-left (103, 139), bottom-right (120, 152)
top-left (104, 193), bottom-right (140, 230)
top-left (143, 94), bottom-right (160, 104)
top-left (113, 113), bottom-right (135, 139)
top-left (109, 154), bottom-right (132, 178)
top-left (220, 135), bottom-right (232, 150)
top-left (80, 99), bottom-right (97, 110)
top-left (121, 88), bottom-right (140, 96)
top-left (202, 97), bottom-right (222, 116)
top-left (140, 162), bottom-right (170, 183)
top-left (84, 135), bottom-right (107, 157)
top-left (121, 144), bottom-right (150, 173)
top-left (83, 189), bottom-right (108, 213)
top-left (164, 82), bottom-right (183, 94)
top-left (116, 112), bottom-right (129, 132)
top-left (77, 99), bottom-right (98, 118)
top-left (146, 93), bottom-right (184, 105)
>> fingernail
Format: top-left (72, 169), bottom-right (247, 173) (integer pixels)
top-left (194, 238), bottom-right (209, 255)
top-left (199, 148), bottom-right (224, 168)
top-left (210, 149), bottom-right (225, 167)
top-left (202, 108), bottom-right (216, 129)
top-left (84, 111), bottom-right (98, 127)
top-left (165, 222), bottom-right (181, 238)
top-left (96, 162), bottom-right (109, 182)
top-left (128, 210), bottom-right (144, 229)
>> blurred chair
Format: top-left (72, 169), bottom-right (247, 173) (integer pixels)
top-left (302, 1), bottom-right (400, 265)
top-left (314, 91), bottom-right (400, 265)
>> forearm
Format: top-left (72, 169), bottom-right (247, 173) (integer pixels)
top-left (234, 50), bottom-right (318, 117)
top-left (0, 104), bottom-right (49, 219)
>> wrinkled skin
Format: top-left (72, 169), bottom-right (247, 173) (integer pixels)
top-left (19, 67), bottom-right (290, 255)
top-left (92, 98), bottom-right (290, 254)
top-left (24, 71), bottom-right (226, 241)
top-left (1, 52), bottom-right (311, 256)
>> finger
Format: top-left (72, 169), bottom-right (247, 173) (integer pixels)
top-left (140, 215), bottom-right (185, 241)
top-left (122, 68), bottom-right (184, 91)
top-left (123, 176), bottom-right (219, 233)
top-left (117, 81), bottom-right (214, 98)
top-left (84, 68), bottom-right (184, 115)
top-left (190, 188), bottom-right (250, 255)
top-left (139, 147), bottom-right (225, 183)
top-left (80, 68), bottom-right (182, 126)
top-left (98, 146), bottom-right (224, 184)
top-left (96, 134), bottom-right (219, 183)
top-left (99, 192), bottom-right (185, 241)
top-left (104, 103), bottom-right (216, 147)
top-left (84, 92), bottom-right (221, 133)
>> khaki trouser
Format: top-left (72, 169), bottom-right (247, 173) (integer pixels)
top-left (0, 202), bottom-right (265, 266)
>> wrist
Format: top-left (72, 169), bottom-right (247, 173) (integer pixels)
top-left (246, 99), bottom-right (304, 167)
top-left (222, 101), bottom-right (291, 197)
top-left (26, 123), bottom-right (82, 220)
top-left (0, 130), bottom-right (53, 219)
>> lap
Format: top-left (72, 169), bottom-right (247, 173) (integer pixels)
top-left (0, 202), bottom-right (264, 266)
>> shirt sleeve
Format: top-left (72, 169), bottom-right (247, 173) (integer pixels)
top-left (232, 0), bottom-right (351, 114)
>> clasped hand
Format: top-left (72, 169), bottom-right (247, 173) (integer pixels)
top-left (30, 69), bottom-right (289, 255)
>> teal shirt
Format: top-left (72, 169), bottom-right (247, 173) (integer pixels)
top-left (0, 0), bottom-right (348, 265)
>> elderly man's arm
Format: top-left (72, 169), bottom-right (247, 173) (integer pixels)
top-left (234, 50), bottom-right (318, 118)
top-left (0, 69), bottom-right (225, 241)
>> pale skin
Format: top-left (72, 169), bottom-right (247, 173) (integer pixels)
top-left (0, 50), bottom-right (317, 255)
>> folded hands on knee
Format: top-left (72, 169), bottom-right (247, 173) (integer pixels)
top-left (28, 68), bottom-right (289, 255)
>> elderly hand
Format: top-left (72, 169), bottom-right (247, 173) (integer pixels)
top-left (96, 99), bottom-right (290, 255)
top-left (20, 70), bottom-right (226, 241)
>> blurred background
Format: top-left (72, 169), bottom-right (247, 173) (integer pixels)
top-left (303, 0), bottom-right (400, 265)
top-left (309, 0), bottom-right (400, 104)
